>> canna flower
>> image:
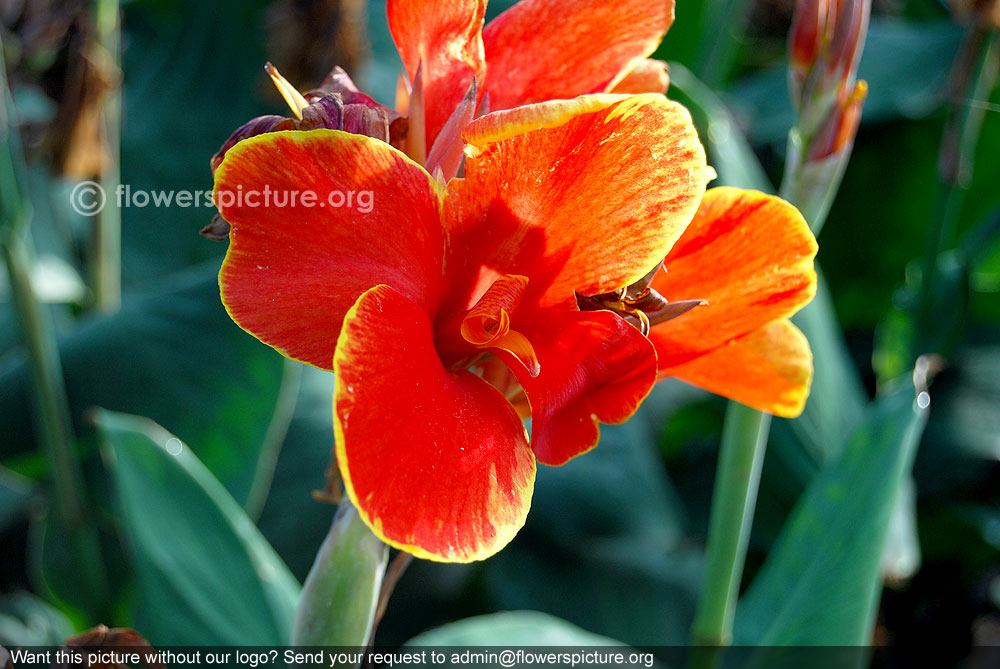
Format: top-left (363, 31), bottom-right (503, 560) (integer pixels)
top-left (211, 0), bottom-right (818, 562)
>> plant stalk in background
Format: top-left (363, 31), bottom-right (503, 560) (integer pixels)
top-left (91, 0), bottom-right (122, 313)
top-left (918, 26), bottom-right (999, 342)
top-left (1, 34), bottom-right (85, 531)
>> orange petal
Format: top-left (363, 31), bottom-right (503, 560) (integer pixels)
top-left (609, 59), bottom-right (670, 95)
top-left (443, 94), bottom-right (711, 315)
top-left (648, 187), bottom-right (818, 369)
top-left (483, 0), bottom-right (673, 110)
top-left (334, 285), bottom-right (535, 563)
top-left (215, 130), bottom-right (444, 370)
top-left (495, 308), bottom-right (658, 466)
top-left (663, 320), bottom-right (814, 418)
top-left (388, 0), bottom-right (486, 150)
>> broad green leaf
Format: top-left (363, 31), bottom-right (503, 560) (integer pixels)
top-left (31, 510), bottom-right (119, 623)
top-left (734, 380), bottom-right (929, 645)
top-left (0, 262), bottom-right (289, 507)
top-left (293, 501), bottom-right (386, 648)
top-left (407, 611), bottom-right (625, 646)
top-left (95, 410), bottom-right (300, 645)
top-left (775, 272), bottom-right (869, 468)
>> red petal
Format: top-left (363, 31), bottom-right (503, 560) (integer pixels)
top-left (483, 0), bottom-right (673, 110)
top-left (648, 187), bottom-right (818, 369)
top-left (216, 130), bottom-right (444, 370)
top-left (442, 94), bottom-right (710, 315)
top-left (387, 0), bottom-right (486, 150)
top-left (662, 320), bottom-right (813, 418)
top-left (495, 309), bottom-right (657, 466)
top-left (335, 285), bottom-right (535, 562)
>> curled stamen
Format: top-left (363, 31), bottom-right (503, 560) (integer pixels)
top-left (461, 274), bottom-right (540, 377)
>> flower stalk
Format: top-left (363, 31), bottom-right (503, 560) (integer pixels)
top-left (292, 500), bottom-right (388, 654)
top-left (691, 403), bottom-right (771, 645)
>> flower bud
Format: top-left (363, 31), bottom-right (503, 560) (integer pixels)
top-left (788, 0), bottom-right (870, 161)
top-left (807, 79), bottom-right (868, 161)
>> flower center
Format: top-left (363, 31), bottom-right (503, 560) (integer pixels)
top-left (460, 274), bottom-right (540, 377)
top-left (576, 262), bottom-right (707, 336)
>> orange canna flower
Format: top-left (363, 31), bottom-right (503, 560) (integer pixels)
top-left (211, 0), bottom-right (818, 562)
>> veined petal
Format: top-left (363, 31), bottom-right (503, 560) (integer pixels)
top-left (216, 130), bottom-right (444, 370)
top-left (610, 59), bottom-right (670, 95)
top-left (495, 309), bottom-right (658, 466)
top-left (648, 187), bottom-right (818, 369)
top-left (334, 285), bottom-right (535, 563)
top-left (443, 94), bottom-right (711, 315)
top-left (388, 0), bottom-right (486, 149)
top-left (663, 320), bottom-right (813, 418)
top-left (483, 0), bottom-right (673, 110)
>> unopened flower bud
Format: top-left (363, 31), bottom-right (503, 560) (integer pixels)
top-left (807, 79), bottom-right (868, 161)
top-left (788, 0), bottom-right (870, 162)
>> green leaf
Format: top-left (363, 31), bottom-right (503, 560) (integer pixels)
top-left (0, 262), bottom-right (290, 507)
top-left (407, 611), bottom-right (626, 646)
top-left (95, 409), bottom-right (300, 645)
top-left (734, 380), bottom-right (929, 644)
top-left (292, 501), bottom-right (387, 647)
top-left (30, 511), bottom-right (117, 623)
top-left (774, 272), bottom-right (869, 470)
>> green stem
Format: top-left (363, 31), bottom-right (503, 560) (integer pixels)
top-left (691, 403), bottom-right (771, 645)
top-left (2, 234), bottom-right (84, 528)
top-left (91, 0), bottom-right (122, 313)
top-left (918, 28), bottom-right (999, 328)
top-left (1, 35), bottom-right (85, 530)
